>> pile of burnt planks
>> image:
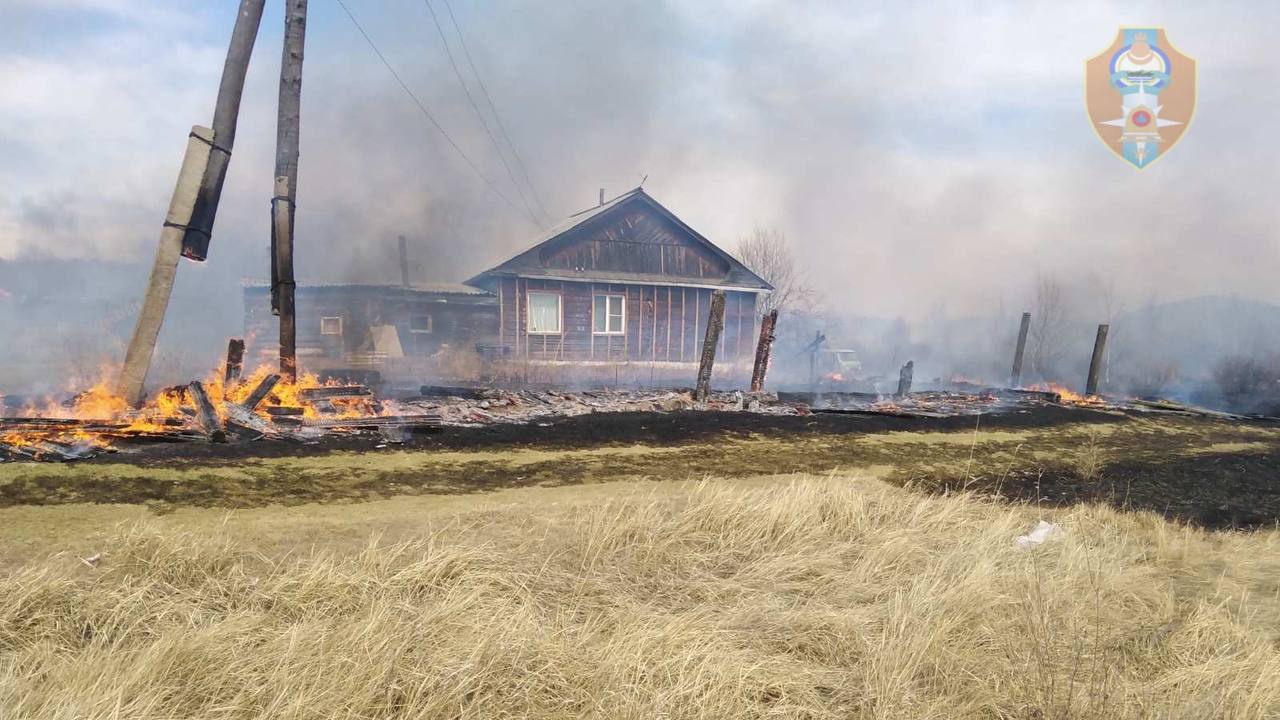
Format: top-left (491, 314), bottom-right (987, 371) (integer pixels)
top-left (0, 373), bottom-right (441, 462)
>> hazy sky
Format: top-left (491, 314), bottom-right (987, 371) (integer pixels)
top-left (1, 0), bottom-right (1276, 321)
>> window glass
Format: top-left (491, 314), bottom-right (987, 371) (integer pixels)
top-left (593, 294), bottom-right (625, 334)
top-left (527, 292), bottom-right (561, 333)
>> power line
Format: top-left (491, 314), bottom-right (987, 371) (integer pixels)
top-left (421, 0), bottom-right (545, 229)
top-left (332, 0), bottom-right (539, 227)
top-left (441, 0), bottom-right (552, 225)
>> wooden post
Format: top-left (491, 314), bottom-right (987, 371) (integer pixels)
top-left (808, 330), bottom-right (824, 389)
top-left (1086, 324), bottom-right (1110, 396)
top-left (694, 290), bottom-right (726, 402)
top-left (181, 0), bottom-right (267, 261)
top-left (1010, 311), bottom-right (1031, 388)
top-left (115, 126), bottom-right (216, 405)
top-left (896, 360), bottom-right (914, 397)
top-left (398, 235), bottom-right (410, 287)
top-left (188, 381), bottom-right (228, 443)
top-left (224, 338), bottom-right (246, 385)
top-left (750, 309), bottom-right (778, 392)
top-left (273, 0), bottom-right (307, 383)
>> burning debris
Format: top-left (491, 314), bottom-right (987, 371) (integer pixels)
top-left (0, 362), bottom-right (441, 462)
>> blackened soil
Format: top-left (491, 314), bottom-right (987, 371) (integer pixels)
top-left (920, 450), bottom-right (1280, 531)
top-left (4, 405), bottom-right (1278, 531)
top-left (96, 404), bottom-right (1124, 467)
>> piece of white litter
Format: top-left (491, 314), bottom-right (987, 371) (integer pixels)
top-left (1015, 520), bottom-right (1060, 549)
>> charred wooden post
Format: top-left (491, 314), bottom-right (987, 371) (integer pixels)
top-left (224, 338), bottom-right (245, 385)
top-left (1086, 324), bottom-right (1110, 396)
top-left (115, 126), bottom-right (217, 406)
top-left (187, 381), bottom-right (227, 443)
top-left (694, 290), bottom-right (726, 402)
top-left (1010, 311), bottom-right (1031, 388)
top-left (242, 373), bottom-right (281, 411)
top-left (750, 309), bottom-right (778, 392)
top-left (272, 0), bottom-right (307, 383)
top-left (805, 331), bottom-right (826, 389)
top-left (896, 360), bottom-right (914, 397)
top-left (398, 234), bottom-right (410, 287)
top-left (181, 0), bottom-right (267, 260)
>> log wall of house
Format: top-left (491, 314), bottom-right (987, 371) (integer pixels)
top-left (495, 277), bottom-right (759, 363)
top-left (243, 286), bottom-right (498, 366)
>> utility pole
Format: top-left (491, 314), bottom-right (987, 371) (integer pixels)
top-left (116, 1), bottom-right (265, 404)
top-left (182, 0), bottom-right (267, 261)
top-left (273, 0), bottom-right (307, 382)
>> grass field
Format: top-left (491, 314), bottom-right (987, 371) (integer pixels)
top-left (2, 412), bottom-right (1279, 718)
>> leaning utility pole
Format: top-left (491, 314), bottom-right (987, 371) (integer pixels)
top-left (116, 0), bottom-right (265, 404)
top-left (273, 0), bottom-right (307, 382)
top-left (183, 0), bottom-right (267, 261)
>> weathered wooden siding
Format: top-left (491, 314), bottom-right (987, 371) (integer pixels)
top-left (244, 286), bottom-right (498, 366)
top-left (539, 210), bottom-right (729, 279)
top-left (495, 277), bottom-right (759, 363)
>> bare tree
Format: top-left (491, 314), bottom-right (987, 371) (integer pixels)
top-left (1029, 273), bottom-right (1068, 381)
top-left (734, 226), bottom-right (813, 317)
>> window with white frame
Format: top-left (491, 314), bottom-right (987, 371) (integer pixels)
top-left (409, 314), bottom-right (433, 334)
top-left (592, 294), bottom-right (625, 334)
top-left (320, 316), bottom-right (343, 335)
top-left (526, 291), bottom-right (562, 334)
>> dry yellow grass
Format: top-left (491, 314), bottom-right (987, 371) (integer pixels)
top-left (1, 475), bottom-right (1278, 719)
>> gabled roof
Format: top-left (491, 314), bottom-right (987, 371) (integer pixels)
top-left (465, 188), bottom-right (773, 292)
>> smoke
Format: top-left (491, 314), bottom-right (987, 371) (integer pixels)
top-left (3, 0), bottom-right (1280, 393)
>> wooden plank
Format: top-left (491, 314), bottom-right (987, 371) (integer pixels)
top-left (666, 286), bottom-right (672, 362)
top-left (188, 381), bottom-right (228, 442)
top-left (651, 284), bottom-right (658, 362)
top-left (680, 287), bottom-right (686, 362)
top-left (242, 373), bottom-right (281, 411)
top-left (298, 385), bottom-right (370, 400)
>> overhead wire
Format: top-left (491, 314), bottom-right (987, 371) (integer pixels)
top-left (440, 0), bottom-right (553, 225)
top-left (421, 0), bottom-right (545, 228)
top-left (332, 0), bottom-right (540, 227)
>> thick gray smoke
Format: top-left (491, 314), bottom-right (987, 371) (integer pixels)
top-left (2, 0), bottom-right (1279, 399)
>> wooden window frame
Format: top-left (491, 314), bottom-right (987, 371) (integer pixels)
top-left (320, 316), bottom-right (343, 335)
top-left (592, 293), bottom-right (626, 335)
top-left (525, 291), bottom-right (563, 335)
top-left (409, 314), bottom-right (433, 334)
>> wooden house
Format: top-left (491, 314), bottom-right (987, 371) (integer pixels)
top-left (242, 282), bottom-right (497, 372)
top-left (464, 188), bottom-right (772, 367)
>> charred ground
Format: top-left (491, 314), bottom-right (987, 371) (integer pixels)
top-left (1, 406), bottom-right (1276, 530)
